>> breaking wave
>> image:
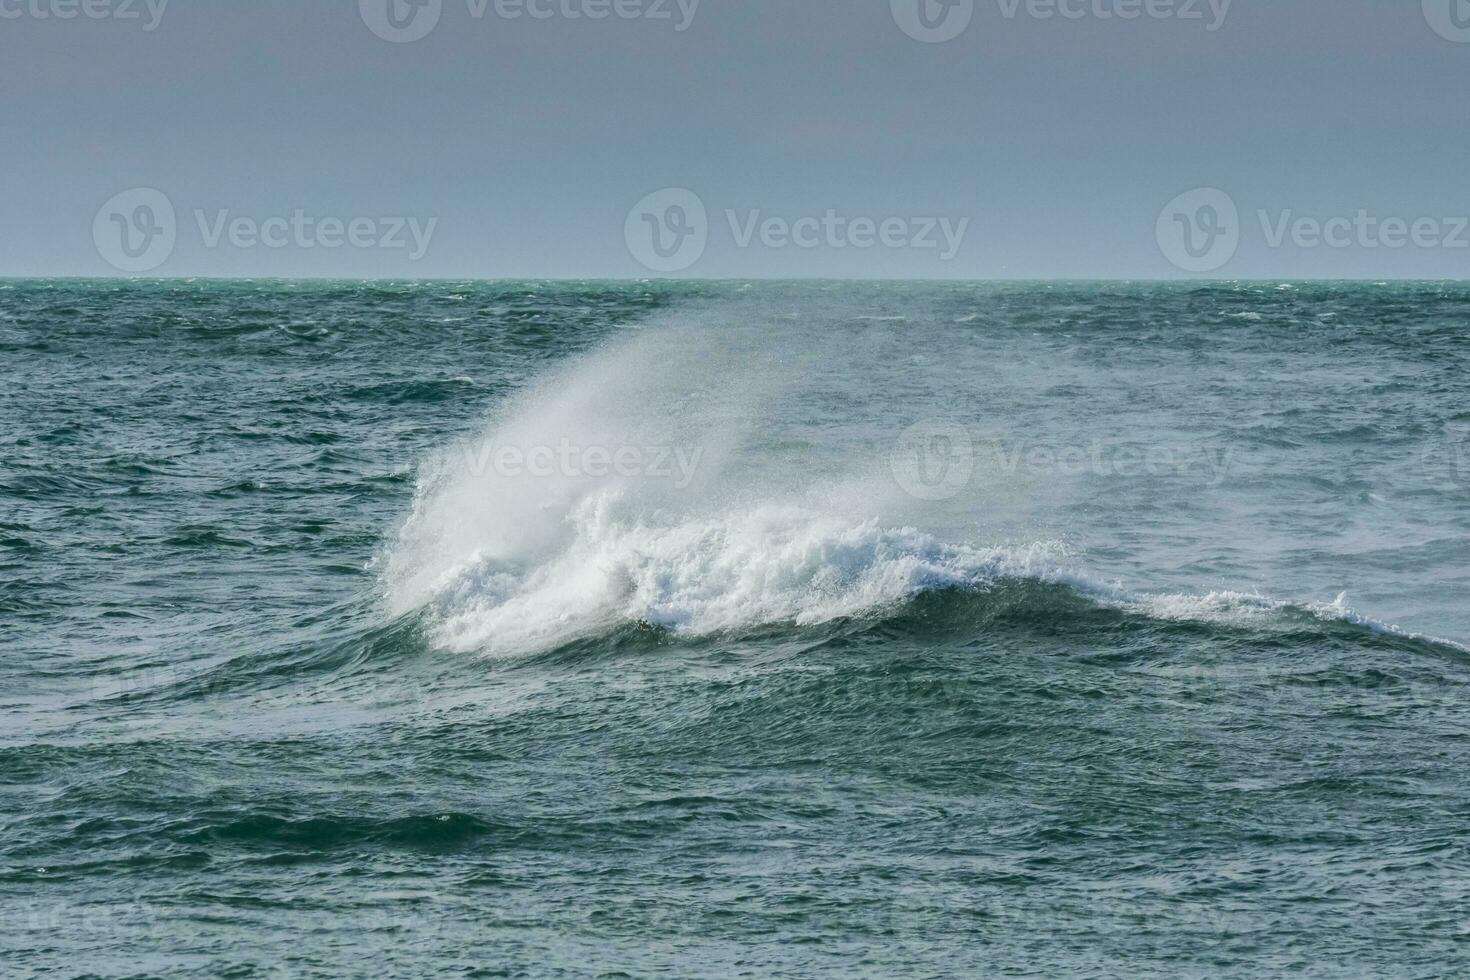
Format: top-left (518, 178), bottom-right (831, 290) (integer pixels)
top-left (382, 321), bottom-right (1457, 658)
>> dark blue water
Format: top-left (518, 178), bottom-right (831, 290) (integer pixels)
top-left (5, 279), bottom-right (1470, 977)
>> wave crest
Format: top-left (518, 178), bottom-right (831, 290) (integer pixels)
top-left (404, 490), bottom-right (1074, 655)
top-left (381, 322), bottom-right (1461, 659)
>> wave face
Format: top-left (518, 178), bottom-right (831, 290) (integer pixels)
top-left (10, 280), bottom-right (1470, 979)
top-left (383, 313), bottom-right (1088, 655)
top-left (405, 490), bottom-right (1083, 654)
top-left (383, 291), bottom-right (1466, 659)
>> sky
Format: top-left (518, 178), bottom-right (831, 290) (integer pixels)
top-left (3, 0), bottom-right (1469, 279)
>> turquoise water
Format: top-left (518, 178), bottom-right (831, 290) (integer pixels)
top-left (5, 279), bottom-right (1470, 977)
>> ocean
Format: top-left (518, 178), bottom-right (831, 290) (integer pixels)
top-left (5, 279), bottom-right (1470, 977)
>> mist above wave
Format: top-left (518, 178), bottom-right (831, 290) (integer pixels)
top-left (380, 312), bottom-right (1447, 658)
top-left (380, 315), bottom-right (1022, 654)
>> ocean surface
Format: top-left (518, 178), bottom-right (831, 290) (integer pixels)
top-left (5, 279), bottom-right (1470, 978)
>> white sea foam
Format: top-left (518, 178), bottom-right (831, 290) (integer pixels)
top-left (381, 317), bottom-right (1075, 654)
top-left (383, 319), bottom-right (1459, 658)
top-left (1129, 589), bottom-right (1466, 651)
top-left (412, 492), bottom-right (1074, 655)
top-left (391, 471), bottom-right (1454, 656)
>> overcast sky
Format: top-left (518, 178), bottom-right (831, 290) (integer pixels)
top-left (4, 0), bottom-right (1469, 279)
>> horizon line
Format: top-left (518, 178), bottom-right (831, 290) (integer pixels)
top-left (5, 276), bottom-right (1468, 285)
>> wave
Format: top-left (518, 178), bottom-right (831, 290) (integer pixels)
top-left (1128, 589), bottom-right (1468, 654)
top-left (397, 492), bottom-right (1080, 656)
top-left (379, 317), bottom-right (1065, 655)
top-left (386, 467), bottom-right (1460, 659)
top-left (381, 320), bottom-right (1464, 660)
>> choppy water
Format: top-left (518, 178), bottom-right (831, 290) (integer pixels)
top-left (5, 279), bottom-right (1470, 977)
